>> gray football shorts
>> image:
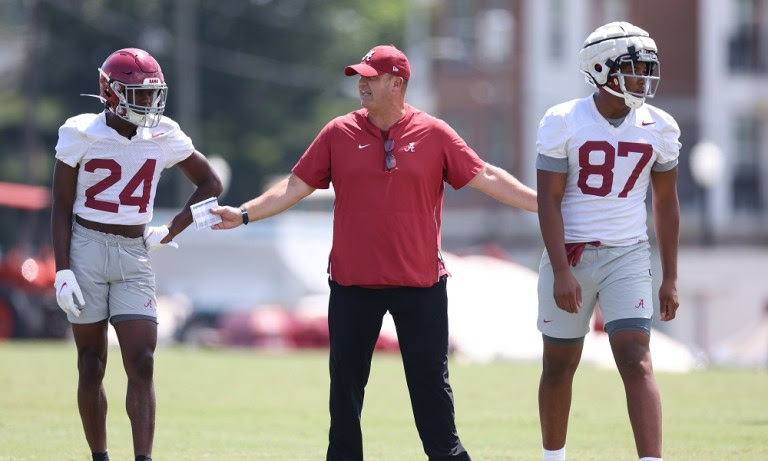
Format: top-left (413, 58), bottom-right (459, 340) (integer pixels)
top-left (68, 221), bottom-right (158, 325)
top-left (537, 241), bottom-right (653, 340)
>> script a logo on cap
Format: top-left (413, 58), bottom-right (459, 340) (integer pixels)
top-left (363, 50), bottom-right (375, 62)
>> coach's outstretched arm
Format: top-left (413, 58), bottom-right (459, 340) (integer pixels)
top-left (210, 173), bottom-right (316, 229)
top-left (467, 163), bottom-right (538, 212)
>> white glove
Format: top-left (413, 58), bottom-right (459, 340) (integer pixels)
top-left (144, 225), bottom-right (179, 252)
top-left (54, 269), bottom-right (85, 318)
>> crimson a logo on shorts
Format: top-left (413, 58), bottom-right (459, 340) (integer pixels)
top-left (144, 298), bottom-right (155, 309)
top-left (634, 298), bottom-right (646, 309)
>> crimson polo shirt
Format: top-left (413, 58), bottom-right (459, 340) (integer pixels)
top-left (292, 104), bottom-right (485, 288)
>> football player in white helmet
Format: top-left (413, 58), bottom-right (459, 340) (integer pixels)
top-left (579, 21), bottom-right (661, 109)
top-left (51, 48), bottom-right (223, 461)
top-left (535, 22), bottom-right (680, 461)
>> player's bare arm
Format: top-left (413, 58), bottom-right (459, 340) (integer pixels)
top-left (161, 150), bottom-right (223, 242)
top-left (211, 173), bottom-right (316, 230)
top-left (51, 160), bottom-right (79, 271)
top-left (467, 163), bottom-right (537, 212)
top-left (537, 169), bottom-right (582, 313)
top-left (651, 167), bottom-right (680, 321)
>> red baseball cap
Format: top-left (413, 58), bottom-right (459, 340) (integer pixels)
top-left (344, 45), bottom-right (411, 81)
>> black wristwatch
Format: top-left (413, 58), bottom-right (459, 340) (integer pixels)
top-left (240, 206), bottom-right (249, 225)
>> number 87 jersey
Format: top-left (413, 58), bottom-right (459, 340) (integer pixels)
top-left (55, 112), bottom-right (194, 225)
top-left (536, 96), bottom-right (681, 246)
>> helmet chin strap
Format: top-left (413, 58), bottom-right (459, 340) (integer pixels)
top-left (603, 83), bottom-right (645, 109)
top-left (79, 93), bottom-right (107, 104)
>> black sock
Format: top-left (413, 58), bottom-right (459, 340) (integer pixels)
top-left (135, 456), bottom-right (152, 461)
top-left (92, 453), bottom-right (109, 461)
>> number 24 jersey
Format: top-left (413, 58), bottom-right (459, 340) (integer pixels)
top-left (536, 96), bottom-right (681, 246)
top-left (55, 112), bottom-right (193, 225)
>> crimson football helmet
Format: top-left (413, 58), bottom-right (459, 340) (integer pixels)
top-left (98, 48), bottom-right (168, 128)
top-left (579, 22), bottom-right (660, 109)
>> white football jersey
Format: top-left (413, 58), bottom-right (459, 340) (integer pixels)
top-left (537, 96), bottom-right (681, 246)
top-left (55, 112), bottom-right (194, 225)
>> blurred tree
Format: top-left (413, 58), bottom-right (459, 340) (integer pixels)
top-left (0, 0), bottom-right (406, 215)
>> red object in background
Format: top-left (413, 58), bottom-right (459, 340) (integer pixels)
top-left (0, 298), bottom-right (14, 338)
top-left (0, 181), bottom-right (69, 339)
top-left (592, 303), bottom-right (605, 332)
top-left (0, 181), bottom-right (56, 293)
top-left (216, 305), bottom-right (406, 352)
top-left (0, 182), bottom-right (50, 210)
top-left (218, 306), bottom-right (297, 348)
top-left (0, 248), bottom-right (56, 291)
top-left (373, 334), bottom-right (400, 351)
top-left (289, 315), bottom-right (330, 349)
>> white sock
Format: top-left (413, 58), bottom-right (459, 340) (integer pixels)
top-left (543, 446), bottom-right (566, 461)
top-left (639, 457), bottom-right (662, 461)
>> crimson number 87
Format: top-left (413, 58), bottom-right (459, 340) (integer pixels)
top-left (577, 141), bottom-right (652, 197)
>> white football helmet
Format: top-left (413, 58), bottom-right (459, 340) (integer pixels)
top-left (579, 21), bottom-right (660, 109)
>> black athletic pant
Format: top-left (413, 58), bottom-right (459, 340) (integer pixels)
top-left (325, 276), bottom-right (471, 461)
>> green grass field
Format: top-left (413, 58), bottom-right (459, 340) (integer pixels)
top-left (0, 341), bottom-right (766, 460)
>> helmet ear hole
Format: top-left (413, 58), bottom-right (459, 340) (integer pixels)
top-left (594, 64), bottom-right (602, 73)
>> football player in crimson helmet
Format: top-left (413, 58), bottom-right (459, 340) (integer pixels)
top-left (97, 48), bottom-right (168, 128)
top-left (52, 48), bottom-right (223, 461)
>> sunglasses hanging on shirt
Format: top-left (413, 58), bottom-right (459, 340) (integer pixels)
top-left (384, 139), bottom-right (396, 171)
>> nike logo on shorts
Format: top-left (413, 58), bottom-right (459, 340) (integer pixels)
top-left (358, 144), bottom-right (370, 149)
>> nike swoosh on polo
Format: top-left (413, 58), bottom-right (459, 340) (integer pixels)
top-left (358, 144), bottom-right (370, 149)
top-left (641, 121), bottom-right (656, 126)
top-left (542, 319), bottom-right (553, 323)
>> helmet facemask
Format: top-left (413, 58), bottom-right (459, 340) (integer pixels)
top-left (604, 48), bottom-right (660, 109)
top-left (98, 67), bottom-right (168, 128)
